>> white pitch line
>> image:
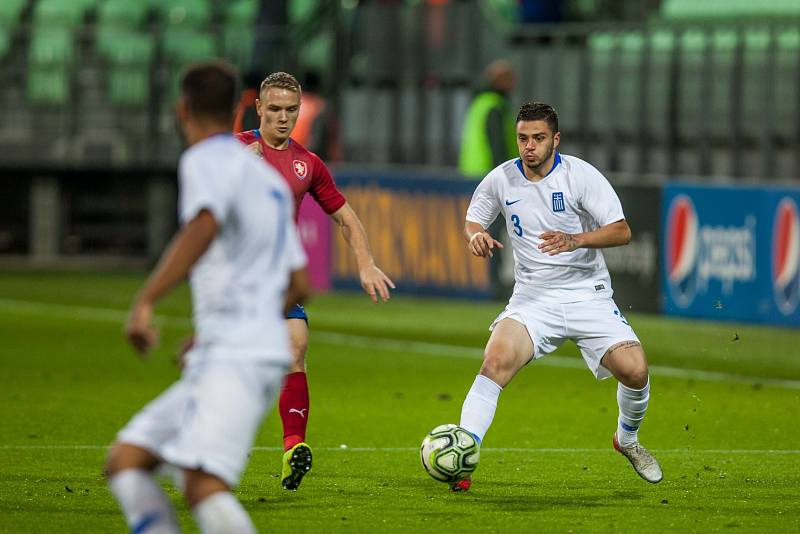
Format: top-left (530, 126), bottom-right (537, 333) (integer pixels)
top-left (1, 297), bottom-right (800, 390)
top-left (1, 444), bottom-right (799, 455)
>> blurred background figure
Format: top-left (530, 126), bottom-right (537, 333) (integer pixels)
top-left (233, 71), bottom-right (263, 133)
top-left (459, 59), bottom-right (517, 178)
top-left (294, 70), bottom-right (341, 161)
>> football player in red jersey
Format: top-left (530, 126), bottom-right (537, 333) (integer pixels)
top-left (237, 72), bottom-right (395, 490)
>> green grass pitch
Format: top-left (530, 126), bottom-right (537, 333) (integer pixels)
top-left (1, 271), bottom-right (798, 532)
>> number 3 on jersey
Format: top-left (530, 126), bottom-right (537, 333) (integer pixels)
top-left (510, 214), bottom-right (523, 237)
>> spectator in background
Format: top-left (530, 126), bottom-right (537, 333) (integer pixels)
top-left (233, 71), bottom-right (263, 133)
top-left (459, 59), bottom-right (517, 178)
top-left (293, 71), bottom-right (341, 161)
top-left (459, 59), bottom-right (518, 299)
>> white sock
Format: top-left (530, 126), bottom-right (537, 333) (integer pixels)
top-left (109, 469), bottom-right (180, 534)
top-left (193, 491), bottom-right (256, 534)
top-left (459, 374), bottom-right (503, 444)
top-left (616, 379), bottom-right (650, 446)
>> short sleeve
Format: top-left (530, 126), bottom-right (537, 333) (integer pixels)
top-left (308, 156), bottom-right (347, 215)
top-left (465, 173), bottom-right (501, 228)
top-left (178, 151), bottom-right (230, 226)
top-left (579, 164), bottom-right (625, 227)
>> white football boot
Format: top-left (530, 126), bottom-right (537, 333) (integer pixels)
top-left (613, 433), bottom-right (663, 483)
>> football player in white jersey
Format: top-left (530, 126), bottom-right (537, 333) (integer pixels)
top-left (104, 61), bottom-right (310, 533)
top-left (453, 102), bottom-right (662, 492)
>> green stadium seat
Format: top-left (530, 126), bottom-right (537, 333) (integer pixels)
top-left (676, 29), bottom-right (707, 138)
top-left (97, 0), bottom-right (149, 29)
top-left (646, 29), bottom-right (676, 140)
top-left (707, 29), bottom-right (738, 138)
top-left (33, 0), bottom-right (96, 28)
top-left (616, 31), bottom-right (645, 135)
top-left (774, 29), bottom-right (800, 138)
top-left (222, 0), bottom-right (257, 68)
top-left (162, 29), bottom-right (216, 63)
top-left (29, 27), bottom-right (74, 66)
top-left (156, 0), bottom-right (211, 29)
top-left (0, 28), bottom-right (10, 61)
top-left (99, 32), bottom-right (154, 106)
top-left (662, 0), bottom-right (800, 19)
top-left (587, 32), bottom-right (616, 132)
top-left (27, 28), bottom-right (73, 105)
top-left (0, 0), bottom-right (26, 28)
top-left (741, 29), bottom-right (771, 134)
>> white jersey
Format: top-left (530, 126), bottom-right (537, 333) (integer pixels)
top-left (466, 153), bottom-right (625, 303)
top-left (178, 134), bottom-right (306, 362)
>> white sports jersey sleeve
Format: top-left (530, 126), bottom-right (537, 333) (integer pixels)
top-left (466, 173), bottom-right (501, 229)
top-left (179, 152), bottom-right (231, 226)
top-left (574, 160), bottom-right (625, 227)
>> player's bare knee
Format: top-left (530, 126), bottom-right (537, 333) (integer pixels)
top-left (104, 442), bottom-right (157, 478)
top-left (481, 344), bottom-right (516, 381)
top-left (184, 470), bottom-right (229, 508)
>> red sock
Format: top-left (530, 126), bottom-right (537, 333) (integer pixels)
top-left (279, 372), bottom-right (309, 450)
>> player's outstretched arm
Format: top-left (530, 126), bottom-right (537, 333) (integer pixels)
top-left (126, 209), bottom-right (219, 355)
top-left (465, 221), bottom-right (504, 258)
top-left (538, 219), bottom-right (631, 256)
top-left (330, 202), bottom-right (395, 303)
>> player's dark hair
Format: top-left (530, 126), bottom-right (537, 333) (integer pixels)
top-left (260, 72), bottom-right (302, 95)
top-left (517, 102), bottom-right (559, 133)
top-left (180, 61), bottom-right (239, 123)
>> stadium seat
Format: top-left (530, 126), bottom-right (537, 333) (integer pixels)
top-left (0, 0), bottom-right (26, 28)
top-left (707, 29), bottom-right (738, 139)
top-left (676, 29), bottom-right (708, 139)
top-left (646, 29), bottom-right (676, 141)
top-left (97, 0), bottom-right (149, 29)
top-left (662, 0), bottom-right (800, 19)
top-left (33, 0), bottom-right (97, 28)
top-left (0, 28), bottom-right (10, 61)
top-left (103, 33), bottom-right (154, 106)
top-left (774, 28), bottom-right (800, 139)
top-left (27, 28), bottom-right (73, 105)
top-left (162, 29), bottom-right (217, 98)
top-left (223, 0), bottom-right (256, 67)
top-left (587, 32), bottom-right (615, 133)
top-left (155, 0), bottom-right (211, 29)
top-left (616, 31), bottom-right (645, 136)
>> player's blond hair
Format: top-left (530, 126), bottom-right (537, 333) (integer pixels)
top-left (259, 72), bottom-right (301, 96)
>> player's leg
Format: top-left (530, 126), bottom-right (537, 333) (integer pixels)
top-left (453, 318), bottom-right (534, 491)
top-left (279, 311), bottom-right (313, 490)
top-left (106, 443), bottom-right (180, 533)
top-left (184, 470), bottom-right (255, 534)
top-left (460, 318), bottom-right (534, 443)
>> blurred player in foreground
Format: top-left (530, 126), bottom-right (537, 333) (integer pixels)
top-left (236, 71), bottom-right (395, 490)
top-left (454, 102), bottom-right (662, 491)
top-left (105, 61), bottom-right (310, 533)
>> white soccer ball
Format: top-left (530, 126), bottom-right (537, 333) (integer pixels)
top-left (420, 424), bottom-right (480, 483)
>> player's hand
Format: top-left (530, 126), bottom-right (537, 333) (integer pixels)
top-left (246, 141), bottom-right (263, 158)
top-left (125, 301), bottom-right (159, 356)
top-left (359, 263), bottom-right (395, 303)
top-left (469, 231), bottom-right (504, 258)
top-left (538, 231), bottom-right (579, 255)
top-left (176, 334), bottom-right (195, 371)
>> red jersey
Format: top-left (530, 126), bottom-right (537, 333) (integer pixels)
top-left (235, 129), bottom-right (347, 219)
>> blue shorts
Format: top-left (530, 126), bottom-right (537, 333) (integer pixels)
top-left (286, 304), bottom-right (308, 323)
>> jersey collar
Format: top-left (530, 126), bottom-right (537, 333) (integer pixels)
top-left (515, 151), bottom-right (561, 181)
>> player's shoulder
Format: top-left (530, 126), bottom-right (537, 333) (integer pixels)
top-left (289, 138), bottom-right (324, 163)
top-left (485, 158), bottom-right (520, 182)
top-left (560, 153), bottom-right (606, 180)
top-left (234, 129), bottom-right (258, 145)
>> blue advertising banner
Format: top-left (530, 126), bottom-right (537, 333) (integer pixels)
top-left (662, 183), bottom-right (800, 326)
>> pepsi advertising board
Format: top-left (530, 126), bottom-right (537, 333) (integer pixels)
top-left (662, 184), bottom-right (800, 326)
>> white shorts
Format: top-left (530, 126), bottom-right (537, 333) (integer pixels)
top-left (492, 296), bottom-right (640, 380)
top-left (117, 357), bottom-right (286, 487)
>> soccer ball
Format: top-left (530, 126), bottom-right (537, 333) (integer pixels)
top-left (420, 424), bottom-right (480, 483)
